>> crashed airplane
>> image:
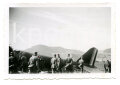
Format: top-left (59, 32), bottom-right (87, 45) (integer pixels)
top-left (77, 47), bottom-right (98, 67)
top-left (9, 46), bottom-right (98, 73)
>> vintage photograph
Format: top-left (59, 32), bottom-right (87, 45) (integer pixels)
top-left (9, 7), bottom-right (111, 74)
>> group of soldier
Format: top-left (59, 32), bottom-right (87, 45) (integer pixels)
top-left (51, 53), bottom-right (77, 73)
top-left (51, 54), bottom-right (62, 73)
top-left (9, 50), bottom-right (84, 74)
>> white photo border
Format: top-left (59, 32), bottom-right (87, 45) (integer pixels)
top-left (3, 3), bottom-right (116, 80)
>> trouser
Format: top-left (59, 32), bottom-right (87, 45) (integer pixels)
top-left (78, 64), bottom-right (84, 73)
top-left (9, 66), bottom-right (14, 74)
top-left (66, 65), bottom-right (73, 72)
top-left (21, 64), bottom-right (28, 73)
top-left (28, 66), bottom-right (37, 73)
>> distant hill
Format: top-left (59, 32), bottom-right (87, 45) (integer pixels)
top-left (96, 48), bottom-right (111, 61)
top-left (103, 48), bottom-right (111, 54)
top-left (25, 45), bottom-right (83, 61)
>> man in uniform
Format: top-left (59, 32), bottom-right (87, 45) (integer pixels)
top-left (56, 54), bottom-right (61, 72)
top-left (28, 52), bottom-right (39, 73)
top-left (9, 51), bottom-right (18, 73)
top-left (78, 56), bottom-right (84, 73)
top-left (51, 54), bottom-right (57, 73)
top-left (21, 55), bottom-right (28, 73)
top-left (65, 54), bottom-right (73, 73)
top-left (104, 58), bottom-right (111, 73)
top-left (9, 52), bottom-right (15, 73)
top-left (36, 56), bottom-right (42, 73)
top-left (39, 56), bottom-right (44, 71)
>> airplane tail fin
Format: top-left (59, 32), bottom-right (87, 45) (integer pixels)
top-left (77, 47), bottom-right (98, 67)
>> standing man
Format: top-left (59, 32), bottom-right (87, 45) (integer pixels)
top-left (51, 54), bottom-right (57, 73)
top-left (56, 54), bottom-right (61, 72)
top-left (28, 52), bottom-right (39, 73)
top-left (65, 54), bottom-right (73, 73)
top-left (78, 56), bottom-right (84, 73)
top-left (39, 56), bottom-right (44, 71)
top-left (21, 55), bottom-right (28, 73)
top-left (37, 56), bottom-right (42, 73)
top-left (9, 52), bottom-right (15, 74)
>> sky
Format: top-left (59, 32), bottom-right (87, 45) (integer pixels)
top-left (9, 7), bottom-right (111, 52)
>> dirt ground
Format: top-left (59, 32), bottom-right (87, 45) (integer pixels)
top-left (83, 61), bottom-right (105, 73)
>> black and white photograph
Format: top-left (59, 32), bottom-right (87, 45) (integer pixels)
top-left (9, 6), bottom-right (111, 74)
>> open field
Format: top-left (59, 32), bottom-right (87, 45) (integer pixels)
top-left (83, 61), bottom-right (105, 73)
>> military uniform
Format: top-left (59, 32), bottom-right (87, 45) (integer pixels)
top-left (21, 56), bottom-right (28, 72)
top-left (36, 56), bottom-right (42, 73)
top-left (51, 57), bottom-right (57, 73)
top-left (51, 57), bottom-right (57, 69)
top-left (78, 59), bottom-right (84, 73)
top-left (65, 57), bottom-right (73, 72)
top-left (9, 51), bottom-right (18, 74)
top-left (56, 57), bottom-right (61, 72)
top-left (28, 55), bottom-right (39, 73)
top-left (9, 56), bottom-right (18, 73)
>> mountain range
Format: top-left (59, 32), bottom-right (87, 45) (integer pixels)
top-left (25, 44), bottom-right (111, 61)
top-left (25, 45), bottom-right (83, 61)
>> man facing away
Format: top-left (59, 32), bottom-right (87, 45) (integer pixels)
top-left (51, 54), bottom-right (57, 73)
top-left (20, 55), bottom-right (28, 73)
top-left (65, 54), bottom-right (73, 73)
top-left (28, 52), bottom-right (39, 73)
